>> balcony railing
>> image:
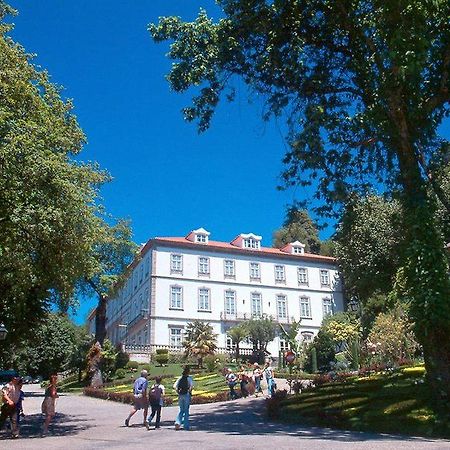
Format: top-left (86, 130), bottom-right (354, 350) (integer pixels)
top-left (220, 311), bottom-right (296, 324)
top-left (127, 309), bottom-right (149, 329)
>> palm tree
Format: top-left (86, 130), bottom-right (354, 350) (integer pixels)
top-left (183, 320), bottom-right (217, 368)
top-left (279, 319), bottom-right (303, 354)
top-left (227, 323), bottom-right (248, 361)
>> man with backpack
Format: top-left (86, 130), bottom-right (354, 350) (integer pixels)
top-left (125, 369), bottom-right (149, 429)
top-left (173, 366), bottom-right (193, 430)
top-left (147, 376), bottom-right (165, 429)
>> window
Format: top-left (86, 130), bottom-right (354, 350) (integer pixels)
top-left (196, 234), bottom-right (207, 243)
top-left (300, 296), bottom-right (312, 318)
top-left (323, 297), bottom-right (333, 317)
top-left (170, 286), bottom-right (183, 309)
top-left (226, 336), bottom-right (235, 351)
top-left (276, 294), bottom-right (288, 319)
top-left (293, 246), bottom-right (302, 254)
top-left (139, 265), bottom-right (143, 284)
top-left (134, 271), bottom-right (138, 290)
top-left (251, 292), bottom-right (262, 317)
top-left (225, 290), bottom-right (236, 315)
top-left (170, 254), bottom-right (183, 273)
top-left (279, 339), bottom-right (289, 351)
top-left (198, 288), bottom-right (211, 311)
top-left (244, 238), bottom-right (260, 249)
top-left (170, 328), bottom-right (183, 347)
top-left (249, 262), bottom-right (261, 280)
top-left (301, 332), bottom-right (314, 343)
top-left (274, 265), bottom-right (286, 282)
top-left (320, 269), bottom-right (330, 286)
top-left (145, 257), bottom-right (150, 277)
top-left (198, 257), bottom-right (210, 275)
top-left (297, 267), bottom-right (308, 285)
top-left (224, 259), bottom-right (235, 277)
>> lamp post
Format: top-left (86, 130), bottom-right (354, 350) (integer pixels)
top-left (0, 323), bottom-right (8, 341)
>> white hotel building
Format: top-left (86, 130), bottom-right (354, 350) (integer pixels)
top-left (91, 228), bottom-right (345, 356)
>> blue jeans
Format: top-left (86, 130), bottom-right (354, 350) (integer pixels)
top-left (267, 378), bottom-right (275, 397)
top-left (254, 377), bottom-right (262, 393)
top-left (176, 394), bottom-right (191, 430)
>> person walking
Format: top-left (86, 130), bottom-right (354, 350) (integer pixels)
top-left (264, 361), bottom-right (276, 398)
top-left (41, 374), bottom-right (59, 436)
top-left (225, 368), bottom-right (238, 400)
top-left (238, 366), bottom-right (249, 398)
top-left (252, 363), bottom-right (263, 397)
top-left (0, 374), bottom-right (20, 438)
top-left (16, 378), bottom-right (25, 426)
top-left (173, 366), bottom-right (193, 430)
top-left (147, 376), bottom-right (165, 429)
top-left (125, 369), bottom-right (149, 429)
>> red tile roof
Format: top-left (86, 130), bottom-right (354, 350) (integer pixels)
top-left (152, 237), bottom-right (336, 263)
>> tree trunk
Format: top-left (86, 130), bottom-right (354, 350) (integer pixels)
top-left (395, 134), bottom-right (450, 415)
top-left (95, 294), bottom-right (108, 346)
top-left (235, 342), bottom-right (240, 361)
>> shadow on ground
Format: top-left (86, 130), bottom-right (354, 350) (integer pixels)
top-left (0, 412), bottom-right (93, 440)
top-left (187, 398), bottom-right (442, 444)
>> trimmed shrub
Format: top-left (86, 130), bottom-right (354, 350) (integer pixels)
top-left (115, 368), bottom-right (126, 379)
top-left (155, 348), bottom-right (169, 366)
top-left (115, 345), bottom-right (130, 370)
top-left (126, 361), bottom-right (139, 371)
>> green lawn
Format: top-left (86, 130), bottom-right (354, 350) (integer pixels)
top-left (278, 366), bottom-right (450, 438)
top-left (104, 370), bottom-right (228, 402)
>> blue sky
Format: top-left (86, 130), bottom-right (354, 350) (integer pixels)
top-left (10, 1), bottom-right (311, 324)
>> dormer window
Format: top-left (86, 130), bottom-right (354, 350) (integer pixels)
top-left (196, 234), bottom-right (207, 243)
top-left (244, 238), bottom-right (260, 249)
top-left (186, 227), bottom-right (210, 244)
top-left (280, 240), bottom-right (305, 255)
top-left (230, 233), bottom-right (262, 249)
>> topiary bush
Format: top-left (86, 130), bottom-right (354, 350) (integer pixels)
top-left (154, 348), bottom-right (169, 366)
top-left (126, 361), bottom-right (139, 371)
top-left (115, 368), bottom-right (126, 379)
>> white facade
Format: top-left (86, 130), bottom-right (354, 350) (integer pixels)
top-left (94, 229), bottom-right (344, 356)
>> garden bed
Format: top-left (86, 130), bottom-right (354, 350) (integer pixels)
top-left (273, 366), bottom-right (450, 438)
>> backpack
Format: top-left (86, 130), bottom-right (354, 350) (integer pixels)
top-left (177, 376), bottom-right (189, 395)
top-left (149, 384), bottom-right (162, 404)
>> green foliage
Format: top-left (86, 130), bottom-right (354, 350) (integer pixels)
top-left (245, 317), bottom-right (277, 352)
top-left (115, 368), bottom-right (126, 379)
top-left (155, 348), bottom-right (169, 366)
top-left (367, 308), bottom-right (420, 367)
top-left (99, 340), bottom-right (118, 382)
top-left (273, 208), bottom-right (321, 253)
top-left (335, 195), bottom-right (403, 301)
top-left (183, 320), bottom-right (218, 367)
top-left (0, 4), bottom-right (111, 352)
top-left (14, 313), bottom-right (78, 378)
top-left (279, 320), bottom-right (303, 355)
top-left (227, 323), bottom-right (248, 359)
top-left (311, 347), bottom-right (318, 373)
top-left (126, 361), bottom-right (139, 371)
top-left (115, 345), bottom-right (130, 370)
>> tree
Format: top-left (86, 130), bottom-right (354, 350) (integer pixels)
top-left (335, 195), bottom-right (403, 301)
top-left (14, 313), bottom-right (78, 378)
top-left (367, 308), bottom-right (419, 366)
top-left (80, 219), bottom-right (137, 346)
top-left (150, 1), bottom-right (450, 413)
top-left (227, 323), bottom-right (248, 361)
top-left (183, 320), bottom-right (217, 368)
top-left (305, 329), bottom-right (336, 373)
top-left (273, 208), bottom-right (321, 253)
top-left (0, 3), bottom-right (112, 356)
top-left (245, 317), bottom-right (277, 362)
top-left (279, 319), bottom-right (303, 354)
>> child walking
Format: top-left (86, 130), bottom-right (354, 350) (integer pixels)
top-left (147, 376), bottom-right (165, 429)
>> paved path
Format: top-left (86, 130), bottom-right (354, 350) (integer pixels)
top-left (1, 385), bottom-right (449, 449)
